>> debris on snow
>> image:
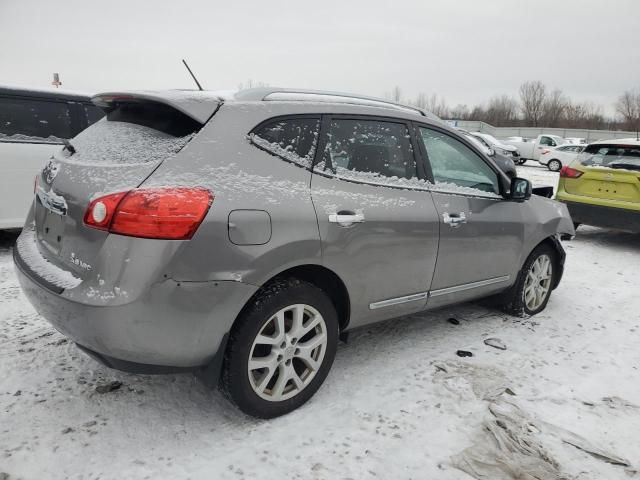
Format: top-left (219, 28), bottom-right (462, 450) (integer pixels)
top-left (456, 350), bottom-right (473, 358)
top-left (95, 381), bottom-right (122, 394)
top-left (484, 338), bottom-right (507, 350)
top-left (435, 361), bottom-right (634, 479)
top-left (447, 317), bottom-right (460, 325)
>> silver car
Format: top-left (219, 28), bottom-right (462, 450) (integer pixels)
top-left (14, 88), bottom-right (574, 418)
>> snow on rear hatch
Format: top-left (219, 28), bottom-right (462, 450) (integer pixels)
top-left (29, 92), bottom-right (216, 280)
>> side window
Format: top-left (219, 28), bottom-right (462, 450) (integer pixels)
top-left (251, 117), bottom-right (320, 168)
top-left (317, 119), bottom-right (417, 181)
top-left (84, 104), bottom-right (105, 126)
top-left (418, 127), bottom-right (500, 195)
top-left (0, 97), bottom-right (71, 143)
top-left (539, 136), bottom-right (553, 146)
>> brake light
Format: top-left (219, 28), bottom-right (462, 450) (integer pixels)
top-left (84, 187), bottom-right (213, 240)
top-left (559, 166), bottom-right (583, 178)
top-left (541, 149), bottom-right (550, 155)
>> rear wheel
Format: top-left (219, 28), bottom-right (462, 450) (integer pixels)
top-left (500, 244), bottom-right (557, 316)
top-left (221, 278), bottom-right (338, 418)
top-left (547, 159), bottom-right (562, 172)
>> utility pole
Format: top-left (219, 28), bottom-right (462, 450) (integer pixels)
top-left (51, 73), bottom-right (62, 88)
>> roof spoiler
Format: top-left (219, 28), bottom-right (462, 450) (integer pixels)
top-left (92, 90), bottom-right (223, 124)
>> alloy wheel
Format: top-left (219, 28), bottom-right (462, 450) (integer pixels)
top-left (524, 254), bottom-right (553, 311)
top-left (548, 159), bottom-right (561, 172)
top-left (247, 304), bottom-right (328, 402)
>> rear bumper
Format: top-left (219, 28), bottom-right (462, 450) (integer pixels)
top-left (13, 245), bottom-right (257, 370)
top-left (558, 200), bottom-right (640, 233)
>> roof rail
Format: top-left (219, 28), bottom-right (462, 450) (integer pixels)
top-left (233, 87), bottom-right (431, 117)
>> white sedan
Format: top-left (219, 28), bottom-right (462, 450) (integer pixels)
top-left (538, 144), bottom-right (585, 171)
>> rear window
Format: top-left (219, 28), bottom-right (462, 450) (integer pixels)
top-left (64, 102), bottom-right (200, 166)
top-left (84, 104), bottom-right (105, 126)
top-left (0, 96), bottom-right (71, 143)
top-left (578, 144), bottom-right (640, 171)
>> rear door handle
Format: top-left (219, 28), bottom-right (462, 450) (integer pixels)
top-left (442, 212), bottom-right (467, 227)
top-left (328, 212), bottom-right (365, 227)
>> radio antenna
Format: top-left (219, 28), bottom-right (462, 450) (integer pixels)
top-left (182, 59), bottom-right (203, 91)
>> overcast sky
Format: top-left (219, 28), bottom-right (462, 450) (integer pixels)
top-left (1, 0), bottom-right (638, 115)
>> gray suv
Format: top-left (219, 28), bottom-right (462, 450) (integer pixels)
top-left (14, 88), bottom-right (574, 418)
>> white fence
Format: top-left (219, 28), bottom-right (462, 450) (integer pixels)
top-left (448, 120), bottom-right (639, 142)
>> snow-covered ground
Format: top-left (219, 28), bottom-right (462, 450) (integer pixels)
top-left (1, 163), bottom-right (639, 479)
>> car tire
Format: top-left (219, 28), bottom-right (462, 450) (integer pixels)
top-left (500, 244), bottom-right (557, 317)
top-left (220, 277), bottom-right (339, 418)
top-left (548, 159), bottom-right (562, 172)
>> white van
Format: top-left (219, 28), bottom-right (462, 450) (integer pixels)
top-left (0, 85), bottom-right (103, 229)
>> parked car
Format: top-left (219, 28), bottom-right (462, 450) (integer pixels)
top-left (0, 85), bottom-right (104, 230)
top-left (503, 134), bottom-right (567, 162)
top-left (14, 88), bottom-right (574, 418)
top-left (538, 144), bottom-right (585, 172)
top-left (556, 138), bottom-right (640, 232)
top-left (455, 129), bottom-right (517, 178)
top-left (469, 132), bottom-right (524, 165)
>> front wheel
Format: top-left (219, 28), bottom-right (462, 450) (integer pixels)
top-left (501, 244), bottom-right (557, 316)
top-left (221, 278), bottom-right (338, 418)
top-left (547, 159), bottom-right (562, 172)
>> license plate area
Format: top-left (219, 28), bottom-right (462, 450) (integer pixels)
top-left (35, 201), bottom-right (66, 255)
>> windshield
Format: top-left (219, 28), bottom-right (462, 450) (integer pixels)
top-left (578, 144), bottom-right (640, 170)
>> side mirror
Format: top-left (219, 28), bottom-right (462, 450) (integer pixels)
top-left (509, 177), bottom-right (532, 201)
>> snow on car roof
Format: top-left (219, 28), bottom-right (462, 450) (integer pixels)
top-left (0, 83), bottom-right (94, 100)
top-left (589, 137), bottom-right (640, 146)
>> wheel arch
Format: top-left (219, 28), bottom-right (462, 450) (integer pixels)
top-left (239, 264), bottom-right (351, 333)
top-left (522, 235), bottom-right (566, 290)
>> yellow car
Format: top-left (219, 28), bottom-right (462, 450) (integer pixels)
top-left (555, 139), bottom-right (640, 232)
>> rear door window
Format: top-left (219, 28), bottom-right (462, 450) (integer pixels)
top-left (0, 96), bottom-right (71, 143)
top-left (251, 117), bottom-right (320, 168)
top-left (315, 118), bottom-right (419, 185)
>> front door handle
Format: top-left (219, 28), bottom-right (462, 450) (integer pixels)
top-left (328, 212), bottom-right (365, 227)
top-left (443, 212), bottom-right (467, 227)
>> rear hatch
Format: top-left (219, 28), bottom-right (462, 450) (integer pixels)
top-left (564, 143), bottom-right (640, 205)
top-left (31, 91), bottom-right (220, 279)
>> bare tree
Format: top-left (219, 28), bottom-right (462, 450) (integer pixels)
top-left (542, 89), bottom-right (567, 127)
top-left (564, 101), bottom-right (606, 129)
top-left (237, 79), bottom-right (268, 90)
top-left (389, 86), bottom-right (402, 103)
top-left (519, 81), bottom-right (547, 126)
top-left (485, 95), bottom-right (519, 126)
top-left (425, 94), bottom-right (449, 118)
top-left (615, 90), bottom-right (640, 132)
top-left (449, 104), bottom-right (470, 120)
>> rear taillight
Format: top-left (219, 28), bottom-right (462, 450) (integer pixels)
top-left (84, 187), bottom-right (213, 240)
top-left (560, 166), bottom-right (583, 178)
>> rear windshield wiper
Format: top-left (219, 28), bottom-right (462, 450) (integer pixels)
top-left (608, 163), bottom-right (640, 171)
top-left (62, 139), bottom-right (76, 155)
